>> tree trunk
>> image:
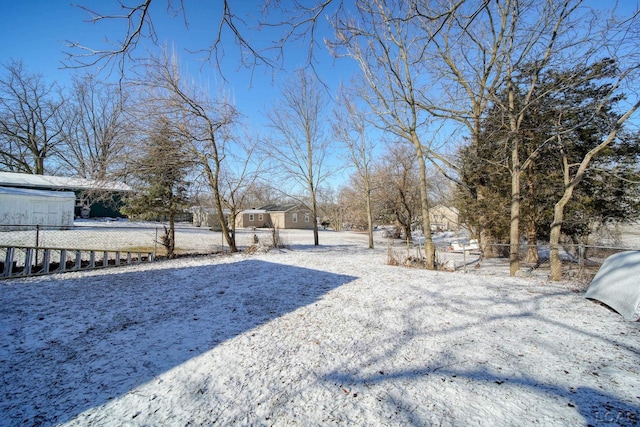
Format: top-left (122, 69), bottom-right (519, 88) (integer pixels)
top-left (509, 145), bottom-right (521, 276)
top-left (35, 156), bottom-right (45, 175)
top-left (525, 220), bottom-right (539, 264)
top-left (479, 228), bottom-right (496, 258)
top-left (402, 221), bottom-right (412, 245)
top-left (524, 175), bottom-right (539, 264)
top-left (203, 160), bottom-right (237, 252)
top-left (412, 133), bottom-right (435, 269)
top-left (312, 200), bottom-right (319, 246)
top-left (365, 188), bottom-right (374, 249)
top-left (549, 200), bottom-right (566, 281)
top-left (168, 211), bottom-right (176, 259)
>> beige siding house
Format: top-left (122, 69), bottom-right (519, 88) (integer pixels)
top-left (429, 205), bottom-right (460, 231)
top-left (236, 204), bottom-right (314, 229)
top-left (236, 209), bottom-right (271, 228)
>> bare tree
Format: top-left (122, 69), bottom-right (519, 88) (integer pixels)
top-left (132, 48), bottom-right (241, 251)
top-left (264, 70), bottom-right (332, 246)
top-left (58, 73), bottom-right (131, 180)
top-left (372, 143), bottom-right (422, 243)
top-left (549, 102), bottom-right (639, 279)
top-left (415, 0), bottom-right (505, 257)
top-left (216, 134), bottom-right (264, 241)
top-left (317, 186), bottom-right (345, 231)
top-left (328, 0), bottom-right (466, 268)
top-left (64, 0), bottom-right (341, 80)
top-left (0, 61), bottom-right (66, 174)
top-left (333, 89), bottom-right (377, 248)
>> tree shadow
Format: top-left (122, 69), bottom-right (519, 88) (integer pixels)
top-left (1, 259), bottom-right (357, 426)
top-left (322, 366), bottom-right (640, 425)
top-left (316, 284), bottom-right (640, 425)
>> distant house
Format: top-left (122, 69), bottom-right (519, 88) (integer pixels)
top-left (236, 208), bottom-right (271, 228)
top-left (192, 206), bottom-right (231, 231)
top-left (236, 204), bottom-right (315, 230)
top-left (0, 171), bottom-right (132, 219)
top-left (429, 205), bottom-right (460, 231)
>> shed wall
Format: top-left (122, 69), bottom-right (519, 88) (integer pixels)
top-left (0, 188), bottom-right (75, 230)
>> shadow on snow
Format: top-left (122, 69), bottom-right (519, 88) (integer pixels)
top-left (1, 259), bottom-right (357, 426)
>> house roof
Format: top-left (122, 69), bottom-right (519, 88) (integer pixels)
top-left (0, 171), bottom-right (132, 192)
top-left (191, 206), bottom-right (231, 215)
top-left (431, 205), bottom-right (460, 215)
top-left (0, 186), bottom-right (76, 199)
top-left (259, 204), bottom-right (305, 212)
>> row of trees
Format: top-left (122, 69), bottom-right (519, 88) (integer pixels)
top-left (0, 62), bottom-right (128, 179)
top-left (2, 1), bottom-right (639, 278)
top-left (0, 54), bottom-right (335, 256)
top-left (327, 0), bottom-right (640, 279)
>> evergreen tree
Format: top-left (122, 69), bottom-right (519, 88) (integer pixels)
top-left (124, 121), bottom-right (193, 259)
top-left (456, 59), bottom-right (640, 256)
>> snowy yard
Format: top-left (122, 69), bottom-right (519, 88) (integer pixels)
top-left (1, 229), bottom-right (638, 426)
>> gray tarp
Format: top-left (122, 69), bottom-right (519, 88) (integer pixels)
top-left (585, 251), bottom-right (640, 321)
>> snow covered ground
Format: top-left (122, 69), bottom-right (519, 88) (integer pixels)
top-left (1, 229), bottom-right (638, 426)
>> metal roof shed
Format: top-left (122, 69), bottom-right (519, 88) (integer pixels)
top-left (0, 187), bottom-right (75, 230)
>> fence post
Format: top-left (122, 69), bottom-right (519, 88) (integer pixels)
top-left (35, 225), bottom-right (40, 266)
top-left (42, 249), bottom-right (51, 273)
top-left (74, 250), bottom-right (82, 270)
top-left (154, 228), bottom-right (158, 259)
top-left (24, 248), bottom-right (34, 276)
top-left (578, 243), bottom-right (585, 276)
top-left (3, 247), bottom-right (14, 277)
top-left (59, 249), bottom-right (67, 272)
top-left (463, 244), bottom-right (467, 274)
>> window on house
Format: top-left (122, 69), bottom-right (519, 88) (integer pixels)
top-left (249, 214), bottom-right (254, 221)
top-left (304, 213), bottom-right (310, 222)
top-left (292, 213), bottom-right (298, 222)
top-left (258, 214), bottom-right (263, 221)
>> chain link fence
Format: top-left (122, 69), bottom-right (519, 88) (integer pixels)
top-left (1, 224), bottom-right (285, 277)
top-left (0, 223), bottom-right (281, 255)
top-left (387, 239), bottom-right (639, 282)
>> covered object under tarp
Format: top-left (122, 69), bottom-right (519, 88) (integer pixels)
top-left (585, 251), bottom-right (640, 321)
top-left (0, 187), bottom-right (75, 230)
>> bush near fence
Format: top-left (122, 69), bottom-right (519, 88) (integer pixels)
top-left (386, 239), bottom-right (638, 281)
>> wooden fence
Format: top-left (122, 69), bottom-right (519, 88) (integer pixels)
top-left (1, 246), bottom-right (154, 278)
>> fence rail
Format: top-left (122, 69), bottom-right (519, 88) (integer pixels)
top-left (1, 246), bottom-right (154, 278)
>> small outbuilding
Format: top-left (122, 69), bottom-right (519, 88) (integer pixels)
top-left (0, 171), bottom-right (131, 218)
top-left (0, 187), bottom-right (75, 230)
